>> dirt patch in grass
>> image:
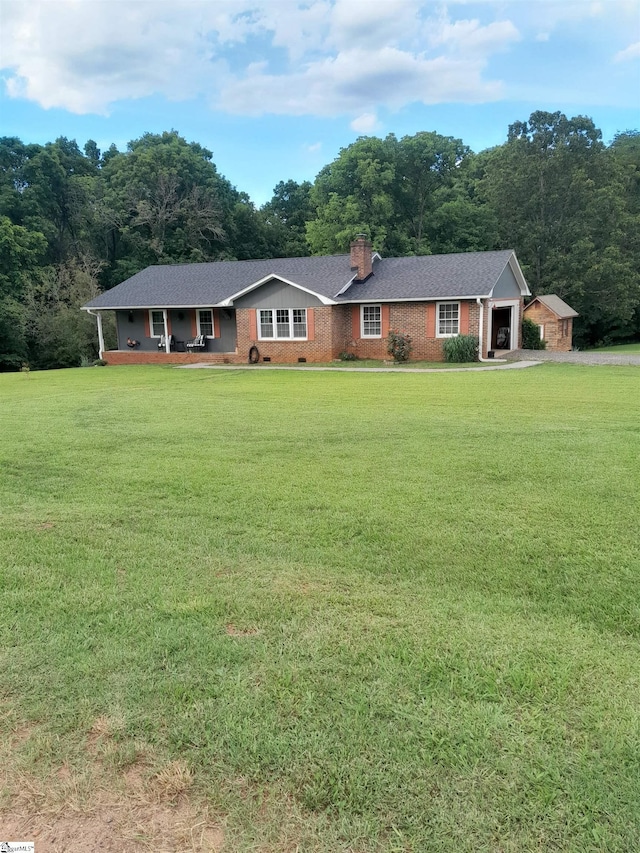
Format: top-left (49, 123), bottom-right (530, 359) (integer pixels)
top-left (1, 718), bottom-right (225, 852)
top-left (225, 623), bottom-right (259, 637)
top-left (2, 800), bottom-right (224, 853)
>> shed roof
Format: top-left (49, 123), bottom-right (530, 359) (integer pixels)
top-left (525, 294), bottom-right (579, 318)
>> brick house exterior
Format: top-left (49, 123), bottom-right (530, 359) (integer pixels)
top-left (84, 239), bottom-right (530, 364)
top-left (523, 295), bottom-right (578, 352)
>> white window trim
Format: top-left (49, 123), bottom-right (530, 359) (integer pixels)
top-left (360, 304), bottom-right (382, 338)
top-left (149, 309), bottom-right (166, 338)
top-left (196, 308), bottom-right (215, 338)
top-left (436, 301), bottom-right (460, 338)
top-left (257, 308), bottom-right (308, 341)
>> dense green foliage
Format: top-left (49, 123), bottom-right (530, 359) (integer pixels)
top-left (442, 333), bottom-right (479, 362)
top-left (1, 115), bottom-right (638, 369)
top-left (521, 316), bottom-right (547, 350)
top-left (1, 365), bottom-right (639, 851)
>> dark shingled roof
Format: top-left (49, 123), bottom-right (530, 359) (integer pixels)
top-left (335, 250), bottom-right (517, 302)
top-left (84, 255), bottom-right (353, 309)
top-left (83, 249), bottom-right (524, 310)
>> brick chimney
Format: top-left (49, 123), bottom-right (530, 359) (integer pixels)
top-left (350, 234), bottom-right (373, 281)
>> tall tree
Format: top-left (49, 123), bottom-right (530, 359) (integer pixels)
top-left (306, 132), bottom-right (488, 256)
top-left (307, 135), bottom-right (401, 254)
top-left (100, 131), bottom-right (231, 280)
top-left (0, 216), bottom-right (47, 369)
top-left (480, 111), bottom-right (639, 345)
top-left (23, 258), bottom-right (114, 369)
top-left (261, 179), bottom-right (313, 257)
top-left (393, 131), bottom-right (471, 254)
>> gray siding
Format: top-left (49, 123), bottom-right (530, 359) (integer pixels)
top-left (491, 264), bottom-right (521, 298)
top-left (210, 309), bottom-right (237, 352)
top-left (115, 308), bottom-right (237, 352)
top-left (116, 310), bottom-right (154, 351)
top-left (233, 278), bottom-right (324, 309)
top-left (168, 310), bottom-right (194, 344)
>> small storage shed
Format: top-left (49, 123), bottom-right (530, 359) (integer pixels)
top-left (523, 294), bottom-right (578, 351)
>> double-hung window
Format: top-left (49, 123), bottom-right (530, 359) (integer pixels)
top-left (197, 309), bottom-right (214, 337)
top-left (258, 308), bottom-right (307, 340)
top-left (361, 304), bottom-right (382, 338)
top-left (149, 310), bottom-right (165, 337)
top-left (437, 302), bottom-right (460, 337)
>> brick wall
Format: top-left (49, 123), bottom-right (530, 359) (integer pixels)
top-left (104, 350), bottom-right (238, 365)
top-left (339, 301), bottom-right (481, 361)
top-left (106, 301), bottom-right (489, 365)
top-left (523, 303), bottom-right (573, 351)
top-left (235, 306), bottom-right (336, 363)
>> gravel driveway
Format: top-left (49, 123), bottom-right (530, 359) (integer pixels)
top-left (510, 349), bottom-right (640, 366)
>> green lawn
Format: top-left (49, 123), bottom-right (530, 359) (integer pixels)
top-left (268, 359), bottom-right (492, 368)
top-left (1, 364), bottom-right (639, 851)
top-left (590, 342), bottom-right (640, 353)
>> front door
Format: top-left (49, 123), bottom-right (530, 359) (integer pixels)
top-left (491, 307), bottom-right (512, 350)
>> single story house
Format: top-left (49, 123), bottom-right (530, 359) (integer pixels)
top-left (82, 237), bottom-right (530, 364)
top-left (523, 294), bottom-right (578, 352)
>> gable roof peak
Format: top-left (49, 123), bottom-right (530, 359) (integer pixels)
top-left (527, 294), bottom-right (579, 318)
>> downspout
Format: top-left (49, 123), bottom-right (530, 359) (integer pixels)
top-left (476, 298), bottom-right (506, 364)
top-left (86, 309), bottom-right (105, 359)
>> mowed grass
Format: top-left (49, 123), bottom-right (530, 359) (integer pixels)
top-left (1, 364), bottom-right (639, 851)
top-left (590, 342), bottom-right (640, 353)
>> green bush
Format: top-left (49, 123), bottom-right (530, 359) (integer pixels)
top-left (339, 351), bottom-right (358, 361)
top-left (522, 316), bottom-right (547, 349)
top-left (442, 334), bottom-right (478, 363)
top-left (386, 330), bottom-right (413, 363)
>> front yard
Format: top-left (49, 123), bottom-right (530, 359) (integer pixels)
top-left (1, 364), bottom-right (639, 851)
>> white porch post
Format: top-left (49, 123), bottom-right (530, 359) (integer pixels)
top-left (163, 309), bottom-right (170, 353)
top-left (96, 311), bottom-right (105, 359)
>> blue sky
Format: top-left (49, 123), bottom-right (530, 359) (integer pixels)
top-left (1, 0), bottom-right (639, 205)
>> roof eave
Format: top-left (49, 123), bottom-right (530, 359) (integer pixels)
top-left (82, 302), bottom-right (230, 311)
top-left (336, 293), bottom-right (491, 305)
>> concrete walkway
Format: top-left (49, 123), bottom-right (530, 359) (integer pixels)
top-left (510, 349), bottom-right (640, 366)
top-left (179, 360), bottom-right (543, 373)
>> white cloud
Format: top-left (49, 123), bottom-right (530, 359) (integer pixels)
top-left (614, 41), bottom-right (640, 62)
top-left (217, 46), bottom-right (505, 116)
top-left (535, 32), bottom-right (550, 42)
top-left (328, 0), bottom-right (423, 50)
top-left (305, 142), bottom-right (322, 153)
top-left (428, 17), bottom-right (521, 55)
top-left (350, 112), bottom-right (380, 133)
top-left (0, 0), bottom-right (557, 120)
top-left (0, 0), bottom-right (238, 114)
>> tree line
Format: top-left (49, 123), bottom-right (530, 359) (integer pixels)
top-left (1, 112), bottom-right (638, 369)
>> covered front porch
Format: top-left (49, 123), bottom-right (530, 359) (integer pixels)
top-left (90, 306), bottom-right (239, 362)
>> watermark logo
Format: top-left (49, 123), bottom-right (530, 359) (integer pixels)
top-left (0, 844), bottom-right (35, 852)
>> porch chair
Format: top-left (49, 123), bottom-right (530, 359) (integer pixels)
top-left (157, 334), bottom-right (175, 350)
top-left (186, 334), bottom-right (207, 351)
